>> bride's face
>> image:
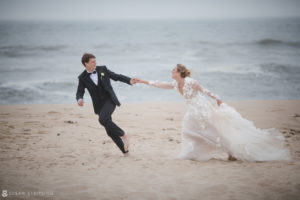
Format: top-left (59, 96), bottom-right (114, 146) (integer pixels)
top-left (172, 67), bottom-right (180, 79)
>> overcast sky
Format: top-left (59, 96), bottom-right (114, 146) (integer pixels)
top-left (0, 0), bottom-right (300, 20)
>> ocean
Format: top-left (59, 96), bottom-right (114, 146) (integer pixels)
top-left (0, 17), bottom-right (299, 105)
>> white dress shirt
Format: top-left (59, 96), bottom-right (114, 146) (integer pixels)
top-left (87, 69), bottom-right (98, 85)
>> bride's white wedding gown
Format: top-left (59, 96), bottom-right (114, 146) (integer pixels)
top-left (149, 77), bottom-right (291, 161)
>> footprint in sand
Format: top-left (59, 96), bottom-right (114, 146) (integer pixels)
top-left (102, 140), bottom-right (112, 144)
top-left (64, 120), bottom-right (77, 124)
top-left (8, 125), bottom-right (15, 129)
top-left (293, 113), bottom-right (300, 118)
top-left (38, 130), bottom-right (47, 134)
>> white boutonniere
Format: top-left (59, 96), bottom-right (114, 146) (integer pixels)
top-left (100, 72), bottom-right (105, 80)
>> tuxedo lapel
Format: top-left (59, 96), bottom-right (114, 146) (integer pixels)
top-left (83, 72), bottom-right (97, 89)
top-left (96, 67), bottom-right (106, 86)
top-left (96, 67), bottom-right (101, 85)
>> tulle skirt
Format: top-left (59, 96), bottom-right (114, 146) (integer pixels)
top-left (178, 99), bottom-right (291, 161)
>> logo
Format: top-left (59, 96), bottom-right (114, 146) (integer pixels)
top-left (2, 190), bottom-right (8, 197)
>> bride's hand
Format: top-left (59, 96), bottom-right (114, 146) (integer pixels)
top-left (134, 78), bottom-right (142, 83)
top-left (134, 78), bottom-right (148, 84)
top-left (217, 99), bottom-right (223, 106)
top-left (131, 78), bottom-right (142, 84)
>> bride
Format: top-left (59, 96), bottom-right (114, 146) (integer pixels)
top-left (135, 64), bottom-right (291, 161)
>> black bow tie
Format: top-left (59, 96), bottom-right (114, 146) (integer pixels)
top-left (87, 70), bottom-right (96, 75)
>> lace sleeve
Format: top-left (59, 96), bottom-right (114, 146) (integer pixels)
top-left (149, 80), bottom-right (177, 89)
top-left (202, 87), bottom-right (220, 100)
top-left (191, 79), bottom-right (220, 100)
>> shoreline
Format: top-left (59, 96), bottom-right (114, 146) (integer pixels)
top-left (0, 98), bottom-right (299, 106)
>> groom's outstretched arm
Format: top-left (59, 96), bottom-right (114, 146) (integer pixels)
top-left (105, 66), bottom-right (133, 85)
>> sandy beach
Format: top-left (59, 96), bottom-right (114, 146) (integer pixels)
top-left (0, 100), bottom-right (300, 200)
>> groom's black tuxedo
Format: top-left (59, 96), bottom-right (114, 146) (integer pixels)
top-left (76, 65), bottom-right (132, 114)
top-left (76, 65), bottom-right (132, 154)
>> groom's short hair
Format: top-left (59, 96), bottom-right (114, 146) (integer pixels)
top-left (81, 53), bottom-right (96, 67)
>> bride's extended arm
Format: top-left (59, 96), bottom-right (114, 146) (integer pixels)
top-left (136, 79), bottom-right (175, 89)
top-left (192, 82), bottom-right (223, 105)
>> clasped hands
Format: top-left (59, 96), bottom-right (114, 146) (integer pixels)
top-left (130, 78), bottom-right (142, 84)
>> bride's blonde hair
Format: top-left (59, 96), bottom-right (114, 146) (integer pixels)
top-left (176, 64), bottom-right (191, 78)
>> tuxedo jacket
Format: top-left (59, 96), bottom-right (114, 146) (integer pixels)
top-left (76, 65), bottom-right (132, 114)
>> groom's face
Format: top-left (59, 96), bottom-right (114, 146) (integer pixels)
top-left (85, 58), bottom-right (96, 72)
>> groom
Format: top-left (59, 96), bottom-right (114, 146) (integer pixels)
top-left (76, 53), bottom-right (137, 156)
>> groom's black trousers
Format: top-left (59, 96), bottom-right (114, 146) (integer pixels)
top-left (97, 98), bottom-right (126, 153)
